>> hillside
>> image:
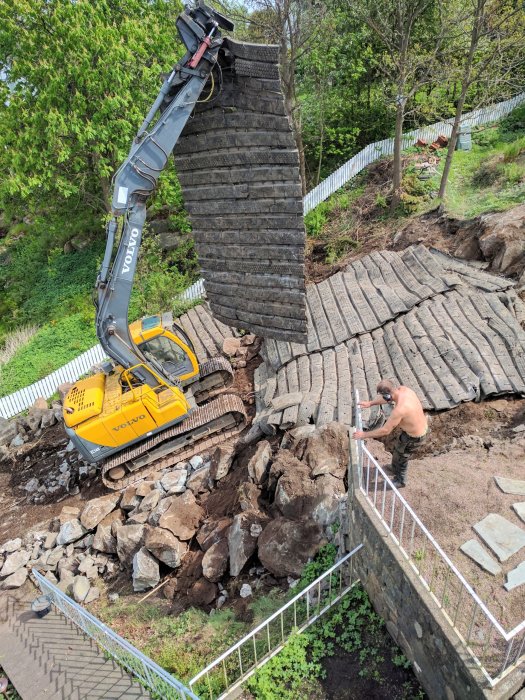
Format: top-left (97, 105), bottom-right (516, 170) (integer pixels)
top-left (305, 103), bottom-right (525, 283)
top-left (2, 104), bottom-right (525, 398)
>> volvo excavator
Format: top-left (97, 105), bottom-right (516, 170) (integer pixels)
top-left (62, 3), bottom-right (248, 490)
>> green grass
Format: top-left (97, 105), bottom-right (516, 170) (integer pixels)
top-left (426, 105), bottom-right (525, 218)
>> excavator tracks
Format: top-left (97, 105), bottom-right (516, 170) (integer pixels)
top-left (102, 393), bottom-right (246, 490)
top-left (193, 356), bottom-right (233, 402)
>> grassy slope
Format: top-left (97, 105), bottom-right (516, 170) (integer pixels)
top-left (304, 103), bottom-right (525, 265)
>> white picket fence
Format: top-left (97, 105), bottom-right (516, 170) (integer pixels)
top-left (304, 91), bottom-right (525, 213)
top-left (1, 91), bottom-right (524, 419)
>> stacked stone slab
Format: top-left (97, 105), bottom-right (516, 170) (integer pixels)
top-left (174, 38), bottom-right (307, 344)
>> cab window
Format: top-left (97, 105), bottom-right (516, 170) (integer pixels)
top-left (139, 335), bottom-right (192, 378)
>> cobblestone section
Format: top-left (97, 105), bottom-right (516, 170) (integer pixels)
top-left (255, 246), bottom-right (525, 430)
top-left (174, 39), bottom-right (307, 344)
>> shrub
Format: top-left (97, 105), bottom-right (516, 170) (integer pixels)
top-left (501, 162), bottom-right (525, 184)
top-left (304, 203), bottom-right (329, 238)
top-left (500, 104), bottom-right (525, 133)
top-left (502, 135), bottom-right (525, 162)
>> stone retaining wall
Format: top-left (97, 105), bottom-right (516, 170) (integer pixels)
top-left (346, 444), bottom-right (525, 700)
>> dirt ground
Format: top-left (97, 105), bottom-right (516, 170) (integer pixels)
top-left (365, 397), bottom-right (525, 631)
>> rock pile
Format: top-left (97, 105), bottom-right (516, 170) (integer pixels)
top-left (0, 422), bottom-right (350, 608)
top-left (221, 334), bottom-right (261, 370)
top-left (0, 393), bottom-right (98, 503)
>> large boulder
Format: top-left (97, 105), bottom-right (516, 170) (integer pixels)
top-left (59, 506), bottom-right (81, 524)
top-left (0, 549), bottom-right (30, 577)
top-left (247, 440), bottom-right (272, 484)
top-left (138, 489), bottom-right (161, 513)
top-left (187, 465), bottom-right (212, 494)
top-left (132, 547), bottom-right (160, 592)
top-left (274, 470), bottom-right (318, 519)
top-left (188, 578), bottom-right (217, 606)
top-left (0, 538), bottom-right (22, 554)
top-left (92, 524), bottom-right (117, 554)
top-left (159, 490), bottom-right (204, 541)
top-left (56, 519), bottom-right (86, 546)
top-left (72, 575), bottom-right (91, 603)
top-left (209, 441), bottom-right (236, 481)
top-left (312, 475), bottom-right (346, 527)
top-left (258, 517), bottom-right (325, 578)
top-left (1, 568), bottom-right (28, 589)
top-left (115, 524), bottom-right (146, 567)
top-left (196, 517), bottom-right (232, 552)
top-left (295, 422), bottom-right (349, 479)
top-left (202, 539), bottom-right (229, 582)
top-left (228, 511), bottom-right (267, 577)
top-left (80, 493), bottom-right (120, 530)
top-left (144, 526), bottom-right (187, 568)
top-left (0, 418), bottom-right (17, 447)
top-left (148, 496), bottom-right (174, 527)
top-left (477, 206), bottom-right (525, 276)
top-left (160, 468), bottom-right (188, 495)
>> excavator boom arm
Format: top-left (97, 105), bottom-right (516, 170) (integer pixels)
top-left (95, 2), bottom-right (231, 388)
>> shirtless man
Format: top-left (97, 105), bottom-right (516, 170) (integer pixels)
top-left (352, 379), bottom-right (428, 488)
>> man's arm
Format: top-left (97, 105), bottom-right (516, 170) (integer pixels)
top-left (359, 395), bottom-right (389, 409)
top-left (353, 407), bottom-right (403, 440)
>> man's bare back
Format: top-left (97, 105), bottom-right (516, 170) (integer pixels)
top-left (391, 386), bottom-right (427, 437)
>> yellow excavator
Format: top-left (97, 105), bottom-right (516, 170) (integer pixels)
top-left (63, 3), bottom-right (246, 490)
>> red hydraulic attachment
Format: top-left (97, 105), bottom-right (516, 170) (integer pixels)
top-left (188, 24), bottom-right (217, 68)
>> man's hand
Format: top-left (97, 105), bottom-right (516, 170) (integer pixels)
top-left (352, 430), bottom-right (366, 440)
top-left (358, 400), bottom-right (373, 409)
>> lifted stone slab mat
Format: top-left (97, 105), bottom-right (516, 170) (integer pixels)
top-left (473, 513), bottom-right (525, 562)
top-left (494, 476), bottom-right (525, 496)
top-left (460, 539), bottom-right (502, 575)
top-left (504, 561), bottom-right (525, 591)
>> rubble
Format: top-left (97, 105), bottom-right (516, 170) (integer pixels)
top-left (0, 386), bottom-right (349, 605)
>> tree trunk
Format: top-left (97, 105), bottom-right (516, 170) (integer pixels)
top-left (438, 0), bottom-right (485, 203)
top-left (391, 100), bottom-right (405, 211)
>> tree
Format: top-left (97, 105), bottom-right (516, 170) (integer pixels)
top-left (0, 0), bottom-right (183, 231)
top-left (347, 0), bottom-right (452, 211)
top-left (438, 0), bottom-right (525, 201)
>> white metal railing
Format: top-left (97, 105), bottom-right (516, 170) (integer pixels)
top-left (354, 392), bottom-right (525, 686)
top-left (33, 569), bottom-right (199, 700)
top-left (0, 279), bottom-right (207, 419)
top-left (2, 92), bottom-right (524, 418)
top-left (304, 91), bottom-right (525, 213)
top-left (188, 544), bottom-right (364, 699)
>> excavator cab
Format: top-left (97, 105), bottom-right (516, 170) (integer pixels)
top-left (129, 314), bottom-right (199, 386)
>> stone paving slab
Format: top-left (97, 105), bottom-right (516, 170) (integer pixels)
top-left (513, 502), bottom-right (525, 524)
top-left (460, 539), bottom-right (502, 575)
top-left (0, 591), bottom-right (151, 700)
top-left (504, 561), bottom-right (525, 591)
top-left (473, 513), bottom-right (525, 562)
top-left (494, 477), bottom-right (525, 496)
